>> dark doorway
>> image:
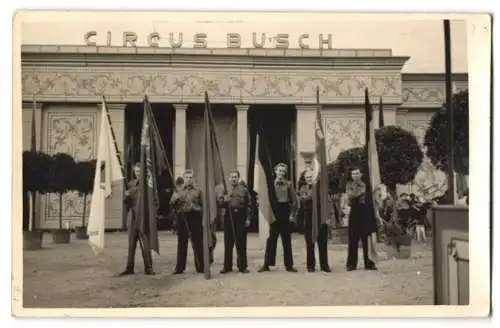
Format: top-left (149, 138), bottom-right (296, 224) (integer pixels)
top-left (247, 105), bottom-right (297, 233)
top-left (124, 103), bottom-right (175, 231)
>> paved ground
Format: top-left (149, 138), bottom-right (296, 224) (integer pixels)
top-left (23, 232), bottom-right (433, 308)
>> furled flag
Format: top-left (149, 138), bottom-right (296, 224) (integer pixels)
top-left (201, 91), bottom-right (219, 279)
top-left (379, 97), bottom-right (385, 128)
top-left (311, 87), bottom-right (330, 242)
top-left (87, 99), bottom-right (124, 255)
top-left (364, 88), bottom-right (381, 264)
top-left (135, 96), bottom-right (170, 255)
top-left (253, 133), bottom-right (275, 241)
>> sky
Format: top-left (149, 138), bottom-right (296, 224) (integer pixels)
top-left (19, 12), bottom-right (468, 73)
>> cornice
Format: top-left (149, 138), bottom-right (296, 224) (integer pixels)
top-left (402, 72), bottom-right (469, 82)
top-left (21, 45), bottom-right (409, 71)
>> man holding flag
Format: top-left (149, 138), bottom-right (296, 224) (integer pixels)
top-left (298, 168), bottom-right (331, 272)
top-left (118, 96), bottom-right (170, 276)
top-left (87, 98), bottom-right (124, 260)
top-left (299, 87), bottom-right (331, 272)
top-left (345, 89), bottom-right (379, 272)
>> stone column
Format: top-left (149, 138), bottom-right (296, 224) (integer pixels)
top-left (104, 103), bottom-right (127, 229)
top-left (22, 101), bottom-right (43, 151)
top-left (295, 105), bottom-right (320, 176)
top-left (22, 101), bottom-right (43, 230)
top-left (235, 105), bottom-right (249, 181)
top-left (173, 104), bottom-right (188, 178)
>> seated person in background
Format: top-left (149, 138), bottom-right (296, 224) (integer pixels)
top-left (412, 196), bottom-right (428, 242)
top-left (395, 193), bottom-right (412, 234)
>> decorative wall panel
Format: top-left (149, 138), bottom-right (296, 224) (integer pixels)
top-left (22, 67), bottom-right (402, 104)
top-left (402, 113), bottom-right (448, 199)
top-left (41, 107), bottom-right (99, 229)
top-left (322, 111), bottom-right (365, 163)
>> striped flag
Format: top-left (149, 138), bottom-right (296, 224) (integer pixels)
top-left (364, 88), bottom-right (380, 264)
top-left (254, 133), bottom-right (275, 241)
top-left (311, 87), bottom-right (330, 242)
top-left (136, 96), bottom-right (170, 254)
top-left (87, 99), bottom-right (124, 255)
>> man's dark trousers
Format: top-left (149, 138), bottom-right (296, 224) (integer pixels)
top-left (175, 210), bottom-right (204, 273)
top-left (304, 209), bottom-right (329, 270)
top-left (125, 212), bottom-right (153, 273)
top-left (346, 218), bottom-right (373, 269)
top-left (263, 203), bottom-right (294, 269)
top-left (222, 208), bottom-right (248, 271)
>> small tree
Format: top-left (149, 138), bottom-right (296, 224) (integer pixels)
top-left (73, 160), bottom-right (96, 227)
top-left (424, 89), bottom-right (469, 175)
top-left (328, 126), bottom-right (423, 197)
top-left (47, 153), bottom-right (77, 230)
top-left (23, 151), bottom-right (53, 230)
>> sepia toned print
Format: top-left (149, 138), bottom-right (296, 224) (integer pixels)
top-left (13, 11), bottom-right (490, 317)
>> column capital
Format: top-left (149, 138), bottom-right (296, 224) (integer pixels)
top-left (106, 103), bottom-right (127, 111)
top-left (173, 104), bottom-right (189, 111)
top-left (295, 104), bottom-right (321, 111)
top-left (235, 104), bottom-right (250, 112)
top-left (22, 101), bottom-right (43, 111)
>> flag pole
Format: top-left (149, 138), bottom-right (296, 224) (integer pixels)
top-left (28, 95), bottom-right (37, 232)
top-left (102, 96), bottom-right (125, 178)
top-left (205, 93), bottom-right (238, 248)
top-left (443, 20), bottom-right (455, 205)
top-left (379, 97), bottom-right (384, 128)
top-left (202, 92), bottom-right (212, 280)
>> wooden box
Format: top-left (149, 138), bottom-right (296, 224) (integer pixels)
top-left (432, 205), bottom-right (469, 305)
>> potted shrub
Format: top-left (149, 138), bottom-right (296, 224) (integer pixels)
top-left (23, 151), bottom-right (52, 250)
top-left (383, 207), bottom-right (415, 259)
top-left (73, 160), bottom-right (96, 239)
top-left (48, 153), bottom-right (76, 244)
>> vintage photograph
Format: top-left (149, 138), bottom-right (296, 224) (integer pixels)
top-left (12, 11), bottom-right (489, 315)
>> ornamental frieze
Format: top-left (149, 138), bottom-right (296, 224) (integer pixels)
top-left (22, 67), bottom-right (402, 103)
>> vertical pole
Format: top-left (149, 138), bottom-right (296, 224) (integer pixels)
top-left (443, 20), bottom-right (455, 205)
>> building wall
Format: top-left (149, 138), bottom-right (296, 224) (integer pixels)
top-left (20, 47), bottom-right (468, 228)
top-left (27, 103), bottom-right (124, 230)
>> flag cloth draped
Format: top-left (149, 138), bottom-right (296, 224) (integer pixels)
top-left (364, 88), bottom-right (380, 264)
top-left (311, 88), bottom-right (330, 242)
top-left (135, 97), bottom-right (170, 254)
top-left (87, 99), bottom-right (124, 255)
top-left (201, 91), bottom-right (219, 279)
top-left (253, 133), bottom-right (275, 240)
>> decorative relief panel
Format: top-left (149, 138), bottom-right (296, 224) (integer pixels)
top-left (323, 112), bottom-right (365, 163)
top-left (42, 108), bottom-right (98, 226)
top-left (406, 118), bottom-right (448, 200)
top-left (22, 67), bottom-right (402, 104)
top-left (402, 86), bottom-right (444, 105)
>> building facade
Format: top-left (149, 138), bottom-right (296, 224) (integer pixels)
top-left (21, 45), bottom-right (468, 231)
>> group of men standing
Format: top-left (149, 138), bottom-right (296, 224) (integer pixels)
top-left (118, 161), bottom-right (378, 277)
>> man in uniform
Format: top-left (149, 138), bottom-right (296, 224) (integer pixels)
top-left (298, 168), bottom-right (331, 272)
top-left (345, 167), bottom-right (377, 271)
top-left (217, 169), bottom-right (251, 274)
top-left (170, 169), bottom-right (204, 274)
top-left (119, 163), bottom-right (154, 276)
top-left (258, 163), bottom-right (298, 273)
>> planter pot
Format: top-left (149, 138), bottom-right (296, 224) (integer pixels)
top-left (74, 226), bottom-right (88, 240)
top-left (387, 234), bottom-right (413, 259)
top-left (51, 229), bottom-right (71, 244)
top-left (330, 227), bottom-right (349, 244)
top-left (23, 231), bottom-right (43, 250)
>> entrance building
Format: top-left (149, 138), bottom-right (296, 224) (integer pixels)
top-left (21, 45), bottom-right (468, 231)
